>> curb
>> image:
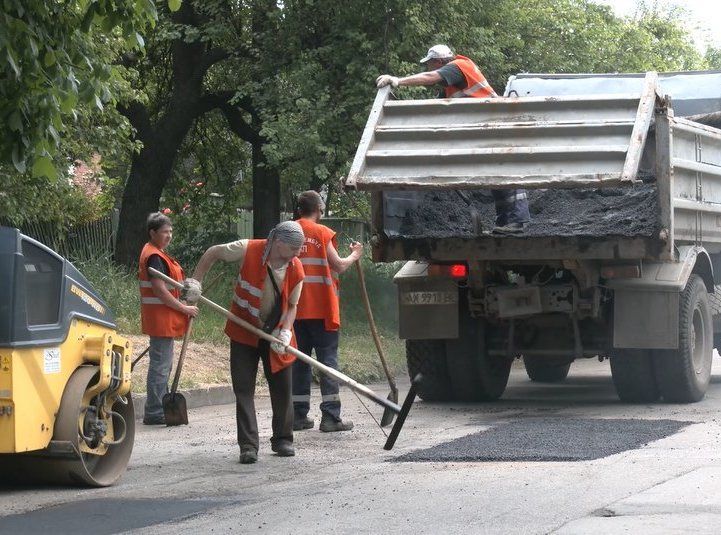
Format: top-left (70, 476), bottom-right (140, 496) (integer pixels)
top-left (131, 385), bottom-right (236, 420)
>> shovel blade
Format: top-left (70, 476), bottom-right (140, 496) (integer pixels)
top-left (162, 392), bottom-right (188, 426)
top-left (380, 391), bottom-right (398, 427)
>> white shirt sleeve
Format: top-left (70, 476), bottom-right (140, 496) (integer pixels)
top-left (217, 239), bottom-right (249, 263)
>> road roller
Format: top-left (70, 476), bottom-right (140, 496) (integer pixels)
top-left (0, 226), bottom-right (134, 487)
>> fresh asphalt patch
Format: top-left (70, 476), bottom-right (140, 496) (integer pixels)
top-left (392, 417), bottom-right (692, 462)
top-left (0, 498), bottom-right (219, 534)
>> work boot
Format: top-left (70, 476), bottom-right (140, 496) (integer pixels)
top-left (293, 416), bottom-right (314, 431)
top-left (143, 415), bottom-right (165, 425)
top-left (492, 222), bottom-right (526, 236)
top-left (239, 449), bottom-right (258, 464)
top-left (271, 440), bottom-right (295, 457)
top-left (319, 415), bottom-right (354, 432)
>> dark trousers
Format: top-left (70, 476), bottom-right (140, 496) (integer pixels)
top-left (492, 189), bottom-right (530, 226)
top-left (230, 340), bottom-right (293, 452)
top-left (292, 319), bottom-right (341, 421)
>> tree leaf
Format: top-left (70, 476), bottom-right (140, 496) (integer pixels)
top-left (11, 145), bottom-right (26, 174)
top-left (8, 111), bottom-right (22, 132)
top-left (168, 0), bottom-right (182, 12)
top-left (6, 49), bottom-right (20, 77)
top-left (31, 156), bottom-right (58, 180)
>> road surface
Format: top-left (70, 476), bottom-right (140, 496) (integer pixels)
top-left (3, 358), bottom-right (721, 534)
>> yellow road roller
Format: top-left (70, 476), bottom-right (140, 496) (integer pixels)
top-left (0, 226), bottom-right (134, 487)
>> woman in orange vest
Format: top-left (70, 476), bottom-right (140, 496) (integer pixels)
top-left (189, 221), bottom-right (305, 464)
top-left (292, 191), bottom-right (363, 433)
top-left (375, 44), bottom-right (531, 235)
top-left (138, 212), bottom-right (198, 425)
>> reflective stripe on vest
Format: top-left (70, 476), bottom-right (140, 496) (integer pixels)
top-left (444, 55), bottom-right (497, 99)
top-left (139, 280), bottom-right (176, 290)
top-left (300, 257), bottom-right (329, 266)
top-left (235, 276), bottom-right (263, 298)
top-left (449, 79), bottom-right (495, 98)
top-left (232, 293), bottom-right (261, 318)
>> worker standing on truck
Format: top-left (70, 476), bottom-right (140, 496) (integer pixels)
top-left (138, 212), bottom-right (199, 425)
top-left (185, 221), bottom-right (305, 464)
top-left (292, 191), bottom-right (363, 432)
top-left (376, 44), bottom-right (531, 234)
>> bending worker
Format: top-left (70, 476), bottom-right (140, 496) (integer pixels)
top-left (292, 191), bottom-right (363, 432)
top-left (186, 221), bottom-right (305, 464)
top-left (138, 212), bottom-right (198, 425)
top-left (376, 44), bottom-right (531, 234)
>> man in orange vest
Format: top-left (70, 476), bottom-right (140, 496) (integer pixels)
top-left (189, 221), bottom-right (306, 464)
top-left (292, 191), bottom-right (363, 433)
top-left (138, 212), bottom-right (198, 425)
top-left (376, 44), bottom-right (531, 235)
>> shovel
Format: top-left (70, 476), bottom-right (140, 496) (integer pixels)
top-left (162, 317), bottom-right (193, 426)
top-left (355, 259), bottom-right (398, 427)
top-left (148, 267), bottom-right (419, 450)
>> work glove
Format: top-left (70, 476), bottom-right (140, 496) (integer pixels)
top-left (270, 328), bottom-right (292, 354)
top-left (376, 74), bottom-right (399, 88)
top-left (182, 278), bottom-right (203, 304)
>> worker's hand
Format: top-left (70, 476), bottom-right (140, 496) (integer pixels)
top-left (182, 304), bottom-right (199, 318)
top-left (270, 328), bottom-right (292, 354)
top-left (350, 241), bottom-right (364, 261)
top-left (376, 74), bottom-right (399, 88)
top-left (182, 278), bottom-right (203, 304)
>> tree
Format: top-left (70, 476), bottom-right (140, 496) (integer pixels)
top-left (0, 0), bottom-right (162, 177)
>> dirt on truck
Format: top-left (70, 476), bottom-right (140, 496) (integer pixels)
top-left (345, 70), bottom-right (721, 405)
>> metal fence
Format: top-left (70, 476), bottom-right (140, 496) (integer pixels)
top-left (0, 211), bottom-right (117, 262)
top-left (3, 209), bottom-right (368, 261)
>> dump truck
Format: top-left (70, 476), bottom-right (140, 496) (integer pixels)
top-left (0, 227), bottom-right (135, 486)
top-left (345, 70), bottom-right (721, 404)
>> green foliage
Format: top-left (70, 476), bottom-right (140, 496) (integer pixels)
top-left (0, 0), bottom-right (160, 177)
top-left (73, 252), bottom-right (141, 334)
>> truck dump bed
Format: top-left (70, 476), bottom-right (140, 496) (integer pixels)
top-left (345, 71), bottom-right (721, 263)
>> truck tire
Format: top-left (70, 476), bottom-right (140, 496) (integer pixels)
top-left (406, 339), bottom-right (453, 401)
top-left (446, 305), bottom-right (511, 402)
top-left (523, 356), bottom-right (571, 383)
top-left (709, 284), bottom-right (721, 350)
top-left (610, 349), bottom-right (659, 403)
top-left (654, 274), bottom-right (713, 403)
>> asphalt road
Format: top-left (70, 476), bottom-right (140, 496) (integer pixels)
top-left (4, 357), bottom-right (721, 534)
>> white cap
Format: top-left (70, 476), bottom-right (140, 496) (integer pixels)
top-left (420, 44), bottom-right (454, 63)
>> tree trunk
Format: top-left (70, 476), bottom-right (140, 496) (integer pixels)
top-left (252, 137), bottom-right (280, 238)
top-left (114, 141), bottom-right (177, 266)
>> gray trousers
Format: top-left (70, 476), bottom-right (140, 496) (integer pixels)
top-left (230, 340), bottom-right (293, 452)
top-left (292, 319), bottom-right (341, 420)
top-left (145, 336), bottom-right (174, 419)
top-left (492, 189), bottom-right (530, 226)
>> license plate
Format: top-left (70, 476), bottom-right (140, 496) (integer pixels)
top-left (401, 291), bottom-right (458, 306)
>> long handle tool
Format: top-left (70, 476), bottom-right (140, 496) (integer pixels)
top-left (162, 317), bottom-right (194, 426)
top-left (149, 267), bottom-right (418, 450)
top-left (354, 259), bottom-right (398, 427)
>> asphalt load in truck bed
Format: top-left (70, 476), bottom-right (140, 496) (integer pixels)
top-left (397, 183), bottom-right (661, 238)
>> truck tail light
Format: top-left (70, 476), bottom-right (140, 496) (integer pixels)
top-left (601, 265), bottom-right (641, 279)
top-left (428, 263), bottom-right (468, 279)
top-left (450, 264), bottom-right (468, 279)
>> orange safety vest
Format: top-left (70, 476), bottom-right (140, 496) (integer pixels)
top-left (224, 239), bottom-right (305, 373)
top-left (138, 243), bottom-right (189, 338)
top-left (295, 218), bottom-right (341, 331)
top-left (444, 55), bottom-right (497, 99)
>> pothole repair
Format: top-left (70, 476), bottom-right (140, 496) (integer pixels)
top-left (392, 417), bottom-right (691, 462)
